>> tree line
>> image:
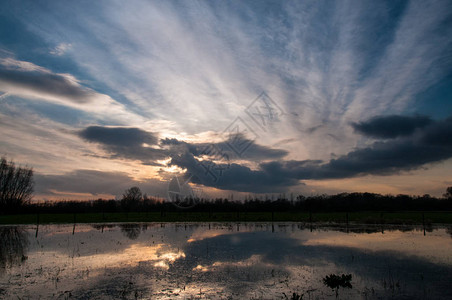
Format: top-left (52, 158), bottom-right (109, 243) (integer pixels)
top-left (1, 156), bottom-right (451, 214)
top-left (15, 186), bottom-right (452, 215)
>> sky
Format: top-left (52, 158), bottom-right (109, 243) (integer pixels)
top-left (0, 0), bottom-right (451, 201)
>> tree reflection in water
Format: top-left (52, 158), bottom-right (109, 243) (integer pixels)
top-left (0, 227), bottom-right (29, 271)
top-left (120, 224), bottom-right (142, 240)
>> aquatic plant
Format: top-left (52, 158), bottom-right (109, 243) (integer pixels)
top-left (322, 273), bottom-right (352, 298)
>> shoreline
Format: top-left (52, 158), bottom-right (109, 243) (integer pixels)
top-left (1, 211), bottom-right (451, 225)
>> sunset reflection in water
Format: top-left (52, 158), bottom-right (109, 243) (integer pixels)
top-left (0, 223), bottom-right (451, 299)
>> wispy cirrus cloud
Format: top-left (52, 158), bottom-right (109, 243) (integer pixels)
top-left (50, 42), bottom-right (72, 56)
top-left (10, 1), bottom-right (451, 146)
top-left (1, 0), bottom-right (451, 197)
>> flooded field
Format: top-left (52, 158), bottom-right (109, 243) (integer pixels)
top-left (1, 223), bottom-right (451, 299)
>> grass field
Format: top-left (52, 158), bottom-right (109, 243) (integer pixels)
top-left (0, 211), bottom-right (451, 225)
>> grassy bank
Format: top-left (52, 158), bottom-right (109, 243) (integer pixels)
top-left (0, 211), bottom-right (451, 225)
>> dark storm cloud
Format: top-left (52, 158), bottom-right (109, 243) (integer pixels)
top-left (352, 115), bottom-right (432, 139)
top-left (161, 134), bottom-right (291, 193)
top-left (261, 116), bottom-right (452, 180)
top-left (329, 115), bottom-right (452, 175)
top-left (161, 132), bottom-right (288, 161)
top-left (0, 67), bottom-right (97, 104)
top-left (79, 126), bottom-right (288, 172)
top-left (169, 151), bottom-right (298, 193)
top-left (80, 126), bottom-right (158, 147)
top-left (79, 126), bottom-right (167, 162)
top-left (78, 115), bottom-right (452, 193)
top-left (35, 170), bottom-right (167, 196)
top-left (167, 115), bottom-right (452, 192)
top-left (420, 116), bottom-right (452, 146)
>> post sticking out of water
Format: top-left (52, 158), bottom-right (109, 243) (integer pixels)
top-left (72, 213), bottom-right (76, 235)
top-left (422, 212), bottom-right (426, 236)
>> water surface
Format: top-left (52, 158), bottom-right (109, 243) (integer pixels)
top-left (1, 223), bottom-right (451, 299)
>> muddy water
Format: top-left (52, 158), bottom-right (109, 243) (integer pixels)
top-left (0, 223), bottom-right (451, 299)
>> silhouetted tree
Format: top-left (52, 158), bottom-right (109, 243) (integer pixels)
top-left (0, 157), bottom-right (34, 213)
top-left (121, 186), bottom-right (142, 212)
top-left (444, 186), bottom-right (452, 199)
